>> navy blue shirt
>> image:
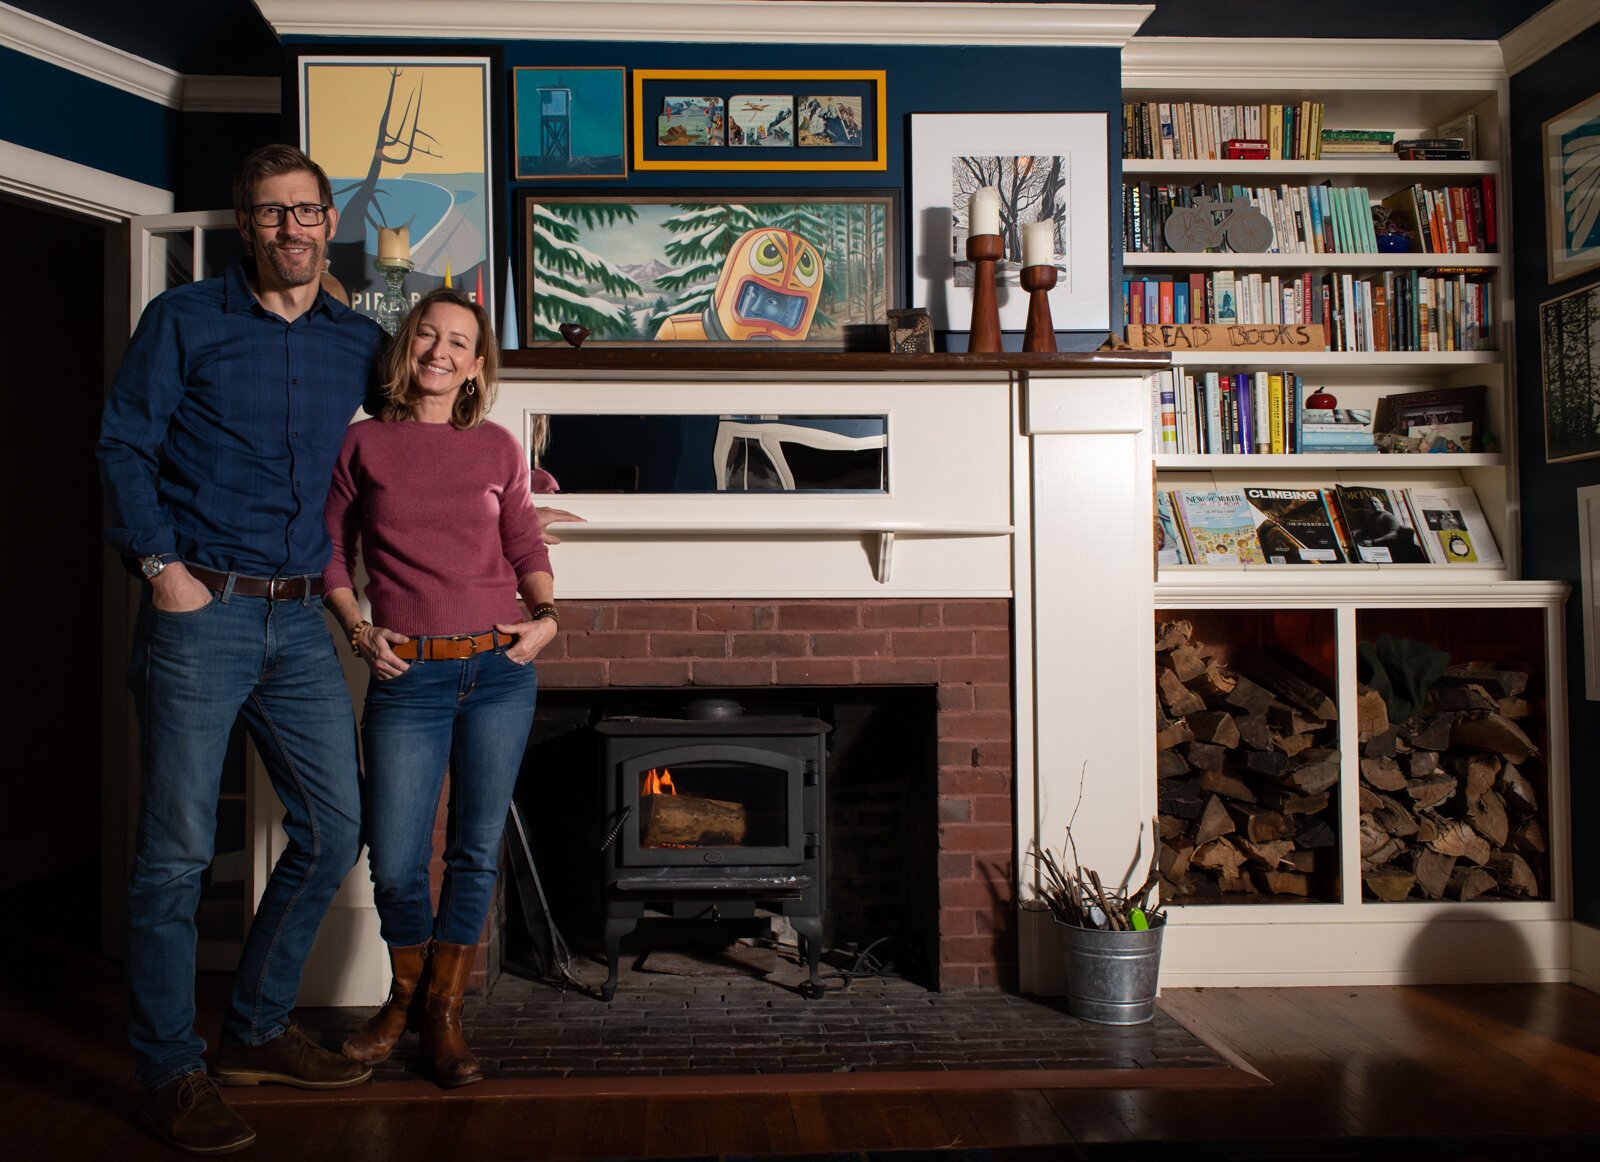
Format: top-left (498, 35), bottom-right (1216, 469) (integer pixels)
top-left (98, 262), bottom-right (387, 577)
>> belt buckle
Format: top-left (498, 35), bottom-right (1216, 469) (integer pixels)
top-left (443, 632), bottom-right (480, 657)
top-left (268, 576), bottom-right (289, 601)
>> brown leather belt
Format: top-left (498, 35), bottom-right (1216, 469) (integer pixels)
top-left (186, 564), bottom-right (324, 601)
top-left (390, 630), bottom-right (506, 661)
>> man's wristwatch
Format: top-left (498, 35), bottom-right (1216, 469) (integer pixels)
top-left (140, 554), bottom-right (177, 580)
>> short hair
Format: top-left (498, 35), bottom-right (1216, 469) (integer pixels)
top-left (375, 287), bottom-right (500, 429)
top-left (232, 144), bottom-right (334, 217)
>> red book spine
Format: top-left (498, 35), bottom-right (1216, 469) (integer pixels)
top-left (1481, 174), bottom-right (1497, 248)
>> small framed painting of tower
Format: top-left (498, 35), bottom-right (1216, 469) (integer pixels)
top-left (515, 67), bottom-right (628, 180)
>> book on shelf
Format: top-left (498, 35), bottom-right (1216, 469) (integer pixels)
top-left (1404, 485), bottom-right (1503, 566)
top-left (1244, 487), bottom-right (1350, 564)
top-left (1394, 137), bottom-right (1466, 151)
top-left (1332, 485), bottom-right (1430, 564)
top-left (1224, 138), bottom-right (1269, 159)
top-left (1172, 489), bottom-right (1268, 565)
top-left (1398, 147), bottom-right (1472, 160)
top-left (1155, 491), bottom-right (1189, 566)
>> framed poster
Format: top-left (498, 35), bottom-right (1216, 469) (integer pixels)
top-left (632, 70), bottom-right (887, 172)
top-left (1538, 281), bottom-right (1600, 463)
top-left (296, 50), bottom-right (500, 323)
top-left (911, 112), bottom-right (1110, 332)
top-left (1544, 91), bottom-right (1600, 284)
top-left (518, 190), bottom-right (898, 346)
top-left (514, 66), bottom-right (627, 180)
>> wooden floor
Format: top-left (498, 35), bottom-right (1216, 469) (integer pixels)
top-left (5, 927), bottom-right (1599, 1160)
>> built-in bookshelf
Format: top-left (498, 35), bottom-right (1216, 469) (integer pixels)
top-left (1124, 41), bottom-right (1571, 982)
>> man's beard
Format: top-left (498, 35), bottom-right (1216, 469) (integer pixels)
top-left (259, 234), bottom-right (326, 287)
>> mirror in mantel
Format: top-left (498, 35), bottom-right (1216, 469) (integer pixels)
top-left (536, 414), bottom-right (888, 493)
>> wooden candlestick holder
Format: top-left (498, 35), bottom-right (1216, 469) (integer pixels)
top-left (1020, 264), bottom-right (1058, 352)
top-left (965, 233), bottom-right (1003, 353)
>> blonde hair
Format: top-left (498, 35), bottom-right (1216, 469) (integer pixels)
top-left (376, 287), bottom-right (500, 429)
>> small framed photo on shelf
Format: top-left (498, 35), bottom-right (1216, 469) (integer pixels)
top-left (631, 70), bottom-right (887, 172)
top-left (1375, 385), bottom-right (1488, 454)
top-left (1543, 91), bottom-right (1600, 283)
top-left (1538, 281), bottom-right (1600, 463)
top-left (513, 66), bottom-right (628, 180)
top-left (517, 189), bottom-right (898, 347)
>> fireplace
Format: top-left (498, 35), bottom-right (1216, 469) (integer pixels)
top-left (595, 700), bottom-right (830, 999)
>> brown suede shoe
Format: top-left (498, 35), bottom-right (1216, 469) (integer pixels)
top-left (212, 1024), bottom-right (373, 1090)
top-left (141, 1071), bottom-right (256, 1155)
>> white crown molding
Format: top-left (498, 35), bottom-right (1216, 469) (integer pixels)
top-left (0, 138), bottom-right (172, 220)
top-left (1123, 37), bottom-right (1507, 91)
top-left (183, 75), bottom-right (281, 115)
top-left (252, 0), bottom-right (1154, 46)
top-left (1500, 0), bottom-right (1600, 76)
top-left (0, 2), bottom-right (279, 113)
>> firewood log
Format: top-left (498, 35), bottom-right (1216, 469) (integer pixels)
top-left (1156, 718), bottom-right (1195, 750)
top-left (1413, 849), bottom-right (1457, 899)
top-left (1487, 852), bottom-right (1539, 897)
top-left (1405, 750), bottom-right (1442, 779)
top-left (1467, 789), bottom-right (1509, 848)
top-left (1238, 650), bottom-right (1337, 720)
top-left (1236, 714), bottom-right (1272, 752)
top-left (1371, 795), bottom-right (1419, 837)
top-left (1295, 817), bottom-right (1336, 849)
top-left (1447, 865), bottom-right (1497, 901)
top-left (1270, 730), bottom-right (1314, 758)
top-left (1189, 710), bottom-right (1241, 748)
top-left (1282, 848), bottom-right (1318, 874)
top-left (1158, 749), bottom-right (1191, 778)
top-left (1225, 802), bottom-right (1296, 843)
top-left (1451, 712), bottom-right (1538, 762)
top-left (1497, 696), bottom-right (1530, 719)
top-left (1426, 683), bottom-right (1499, 712)
top-left (1359, 814), bottom-right (1391, 860)
top-left (1359, 755), bottom-right (1407, 792)
top-left (1404, 774), bottom-right (1456, 811)
top-left (1190, 659), bottom-right (1238, 696)
top-left (1440, 663), bottom-right (1527, 700)
top-left (1191, 837), bottom-right (1248, 876)
top-left (1158, 776), bottom-right (1206, 820)
top-left (1223, 674), bottom-right (1275, 716)
top-left (1255, 787), bottom-right (1329, 816)
top-left (1185, 740), bottom-right (1228, 775)
top-left (640, 793), bottom-right (748, 847)
top-left (1193, 794), bottom-right (1236, 847)
top-left (1269, 703), bottom-right (1327, 735)
top-left (1356, 688), bottom-right (1391, 739)
top-left (1400, 712), bottom-right (1455, 752)
top-left (1362, 727), bottom-right (1400, 758)
top-left (1159, 668), bottom-right (1206, 716)
top-left (1158, 839), bottom-right (1195, 881)
top-left (1358, 785), bottom-right (1383, 812)
top-left (1154, 619), bottom-right (1193, 652)
top-left (1242, 749), bottom-right (1288, 779)
top-left (1509, 817), bottom-right (1546, 856)
top-left (1230, 835), bottom-right (1294, 868)
top-left (1158, 644), bottom-right (1207, 682)
top-left (1428, 820), bottom-right (1491, 866)
top-left (1497, 763), bottom-right (1540, 814)
top-left (1364, 869), bottom-right (1416, 901)
top-left (1200, 770), bottom-right (1257, 802)
top-left (1158, 814), bottom-right (1187, 841)
top-left (1217, 864), bottom-right (1252, 893)
top-left (1280, 748), bottom-right (1340, 795)
top-left (1254, 868), bottom-right (1312, 896)
top-left (1413, 809), bottom-right (1443, 843)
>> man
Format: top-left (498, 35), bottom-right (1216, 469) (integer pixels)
top-left (98, 144), bottom-right (386, 1155)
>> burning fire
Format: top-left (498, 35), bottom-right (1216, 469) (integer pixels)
top-left (642, 768), bottom-right (676, 796)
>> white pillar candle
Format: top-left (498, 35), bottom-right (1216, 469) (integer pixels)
top-left (968, 187), bottom-right (1000, 236)
top-left (1022, 220), bottom-right (1054, 267)
top-left (377, 226), bottom-right (410, 263)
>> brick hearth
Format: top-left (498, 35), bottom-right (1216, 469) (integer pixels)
top-left (533, 598), bottom-right (1017, 988)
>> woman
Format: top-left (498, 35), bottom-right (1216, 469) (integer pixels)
top-left (323, 287), bottom-right (557, 1087)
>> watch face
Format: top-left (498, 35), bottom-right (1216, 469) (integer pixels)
top-left (141, 556), bottom-right (166, 578)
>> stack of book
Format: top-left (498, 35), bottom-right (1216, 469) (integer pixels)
top-left (1319, 128), bottom-right (1395, 155)
top-left (1298, 407), bottom-right (1376, 453)
top-left (1394, 136), bottom-right (1470, 160)
top-left (1157, 483), bottom-right (1502, 568)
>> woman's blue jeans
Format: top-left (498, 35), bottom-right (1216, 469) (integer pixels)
top-left (126, 589), bottom-right (361, 1091)
top-left (360, 643), bottom-right (538, 947)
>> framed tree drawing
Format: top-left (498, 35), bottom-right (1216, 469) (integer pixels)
top-left (296, 50), bottom-right (500, 323)
top-left (1538, 280), bottom-right (1600, 463)
top-left (517, 190), bottom-right (898, 347)
top-left (1544, 91), bottom-right (1600, 284)
top-left (910, 112), bottom-right (1110, 333)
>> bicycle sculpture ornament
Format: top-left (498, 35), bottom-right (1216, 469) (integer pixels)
top-left (1163, 196), bottom-right (1274, 253)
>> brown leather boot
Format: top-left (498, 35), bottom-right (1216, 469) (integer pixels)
top-left (341, 942), bottom-right (428, 1063)
top-left (419, 940), bottom-right (483, 1088)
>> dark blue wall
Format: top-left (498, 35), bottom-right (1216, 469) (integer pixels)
top-left (1509, 25), bottom-right (1600, 927)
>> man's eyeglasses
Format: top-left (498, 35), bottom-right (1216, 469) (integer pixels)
top-left (250, 203), bottom-right (329, 228)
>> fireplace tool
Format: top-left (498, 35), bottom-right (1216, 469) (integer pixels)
top-left (505, 801), bottom-right (584, 990)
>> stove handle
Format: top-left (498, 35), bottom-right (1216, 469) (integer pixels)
top-left (599, 804), bottom-right (633, 852)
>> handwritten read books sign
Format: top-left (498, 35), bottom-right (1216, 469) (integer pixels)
top-left (1126, 323), bottom-right (1327, 351)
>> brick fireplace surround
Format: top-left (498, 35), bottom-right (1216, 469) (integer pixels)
top-left (516, 596), bottom-right (1019, 989)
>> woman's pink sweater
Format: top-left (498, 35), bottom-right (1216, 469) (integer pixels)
top-left (324, 418), bottom-right (552, 636)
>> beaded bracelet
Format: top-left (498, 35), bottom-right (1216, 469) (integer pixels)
top-left (349, 620), bottom-right (372, 654)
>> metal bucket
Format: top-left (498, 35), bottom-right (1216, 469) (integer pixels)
top-left (1055, 915), bottom-right (1165, 1025)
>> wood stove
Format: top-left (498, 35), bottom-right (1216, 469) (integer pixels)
top-left (595, 699), bottom-right (830, 999)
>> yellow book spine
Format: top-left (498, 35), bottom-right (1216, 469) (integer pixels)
top-left (1268, 372), bottom-right (1286, 454)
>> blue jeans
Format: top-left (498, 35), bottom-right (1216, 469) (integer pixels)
top-left (360, 643), bottom-right (538, 947)
top-left (126, 588), bottom-right (361, 1091)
